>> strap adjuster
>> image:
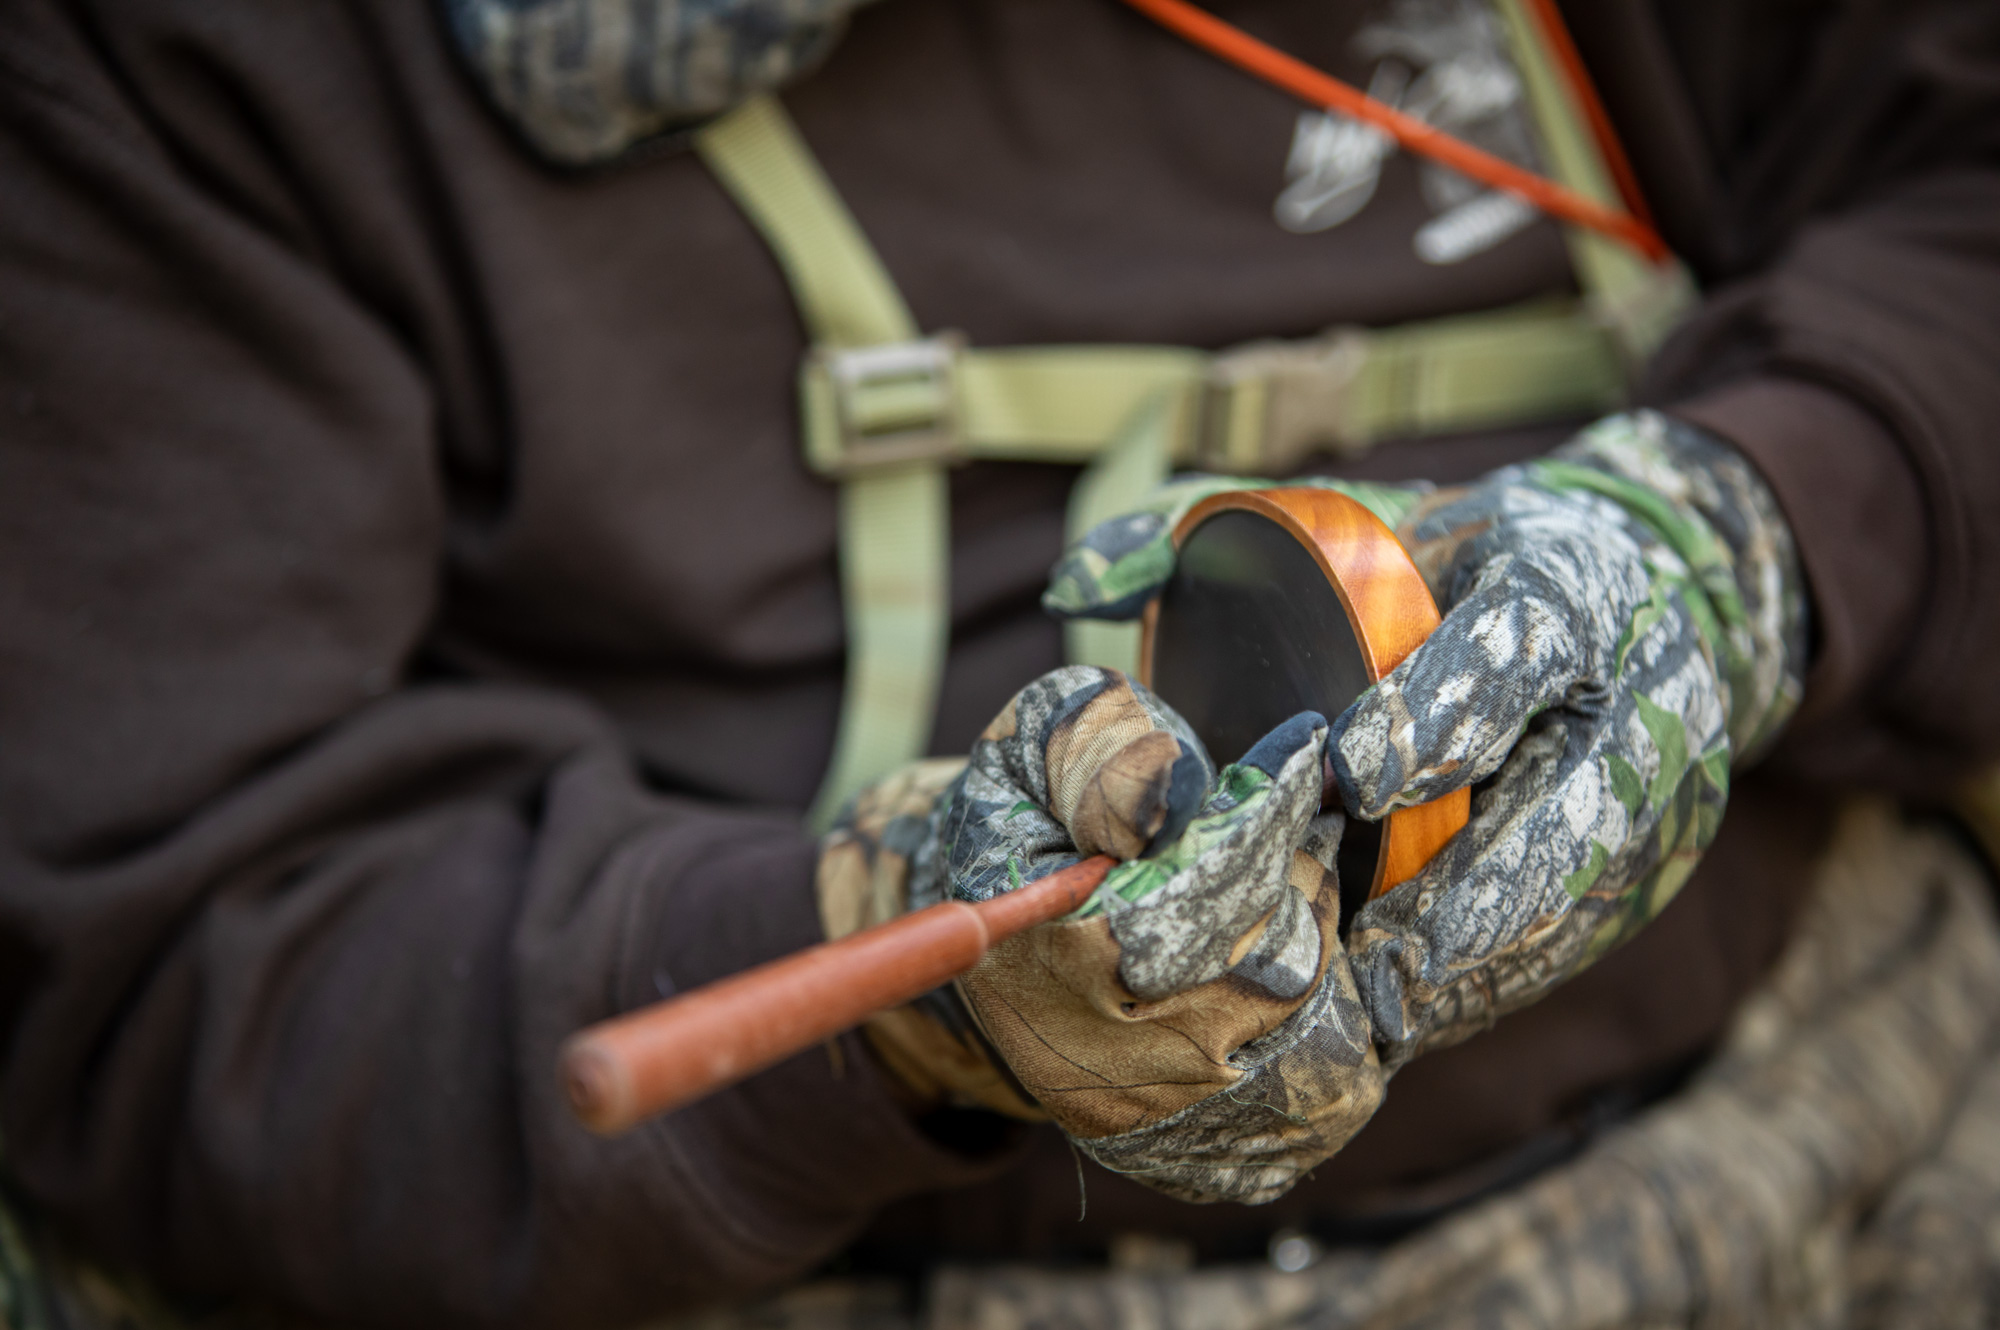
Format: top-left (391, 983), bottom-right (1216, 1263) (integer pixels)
top-left (805, 333), bottom-right (966, 476)
top-left (1196, 328), bottom-right (1374, 472)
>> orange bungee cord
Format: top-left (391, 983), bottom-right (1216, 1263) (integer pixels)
top-left (1117, 0), bottom-right (1672, 264)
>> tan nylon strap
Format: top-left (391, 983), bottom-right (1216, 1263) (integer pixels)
top-left (1197, 297), bottom-right (1623, 472)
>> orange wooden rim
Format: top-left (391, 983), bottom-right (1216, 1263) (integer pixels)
top-left (1139, 488), bottom-right (1470, 899)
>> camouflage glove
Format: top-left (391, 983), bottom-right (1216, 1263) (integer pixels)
top-left (816, 757), bottom-right (1049, 1120)
top-left (817, 667), bottom-right (1385, 1203)
top-left (1050, 410), bottom-right (1807, 1072)
top-left (1334, 411), bottom-right (1805, 1064)
top-left (934, 666), bottom-right (1384, 1203)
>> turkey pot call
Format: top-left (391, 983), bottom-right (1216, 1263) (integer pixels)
top-left (1140, 487), bottom-right (1469, 915)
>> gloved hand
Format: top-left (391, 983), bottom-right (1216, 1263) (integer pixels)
top-left (818, 410), bottom-right (1806, 1206)
top-left (817, 667), bottom-right (1384, 1202)
top-left (1047, 409), bottom-right (1808, 1067)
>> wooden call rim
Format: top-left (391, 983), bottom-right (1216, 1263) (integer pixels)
top-left (1138, 487), bottom-right (1470, 899)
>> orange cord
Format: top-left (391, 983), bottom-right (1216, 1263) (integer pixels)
top-left (1117, 0), bottom-right (1671, 263)
top-left (1519, 0), bottom-right (1654, 227)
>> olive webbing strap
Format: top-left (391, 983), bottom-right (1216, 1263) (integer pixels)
top-left (696, 97), bottom-right (914, 348)
top-left (697, 99), bottom-right (950, 831)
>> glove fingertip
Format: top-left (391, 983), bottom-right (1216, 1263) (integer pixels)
top-left (1237, 711), bottom-right (1327, 778)
top-left (1141, 748), bottom-right (1210, 858)
top-left (1042, 521), bottom-right (1177, 622)
top-left (1328, 692), bottom-right (1400, 820)
top-left (1325, 727), bottom-right (1367, 821)
top-left (1039, 583), bottom-right (1158, 623)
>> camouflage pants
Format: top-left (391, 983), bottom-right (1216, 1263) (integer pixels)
top-left (8, 800), bottom-right (2000, 1330)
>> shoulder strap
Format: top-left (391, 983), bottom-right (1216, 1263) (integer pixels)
top-left (698, 99), bottom-right (950, 830)
top-left (1491, 0), bottom-right (1695, 361)
top-left (698, 98), bottom-right (915, 349)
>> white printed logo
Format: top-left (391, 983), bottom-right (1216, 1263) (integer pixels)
top-left (1274, 0), bottom-right (1542, 265)
top-left (1275, 65), bottom-right (1406, 234)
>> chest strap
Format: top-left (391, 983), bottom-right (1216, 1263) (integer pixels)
top-left (698, 7), bottom-right (1692, 829)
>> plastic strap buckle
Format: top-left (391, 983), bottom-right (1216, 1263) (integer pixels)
top-left (808, 333), bottom-right (967, 475)
top-left (1196, 328), bottom-right (1374, 472)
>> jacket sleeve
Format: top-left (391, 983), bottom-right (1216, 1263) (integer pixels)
top-left (0, 13), bottom-right (996, 1330)
top-left (1632, 0), bottom-right (2000, 794)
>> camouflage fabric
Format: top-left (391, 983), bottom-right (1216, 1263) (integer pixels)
top-left (440, 0), bottom-right (877, 166)
top-left (1334, 411), bottom-right (1805, 1065)
top-left (917, 666), bottom-right (1384, 1204)
top-left (1050, 411), bottom-right (1807, 1070)
top-left (692, 800), bottom-right (2000, 1330)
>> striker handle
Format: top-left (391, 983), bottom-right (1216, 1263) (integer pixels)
top-left (560, 855), bottom-right (1116, 1134)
